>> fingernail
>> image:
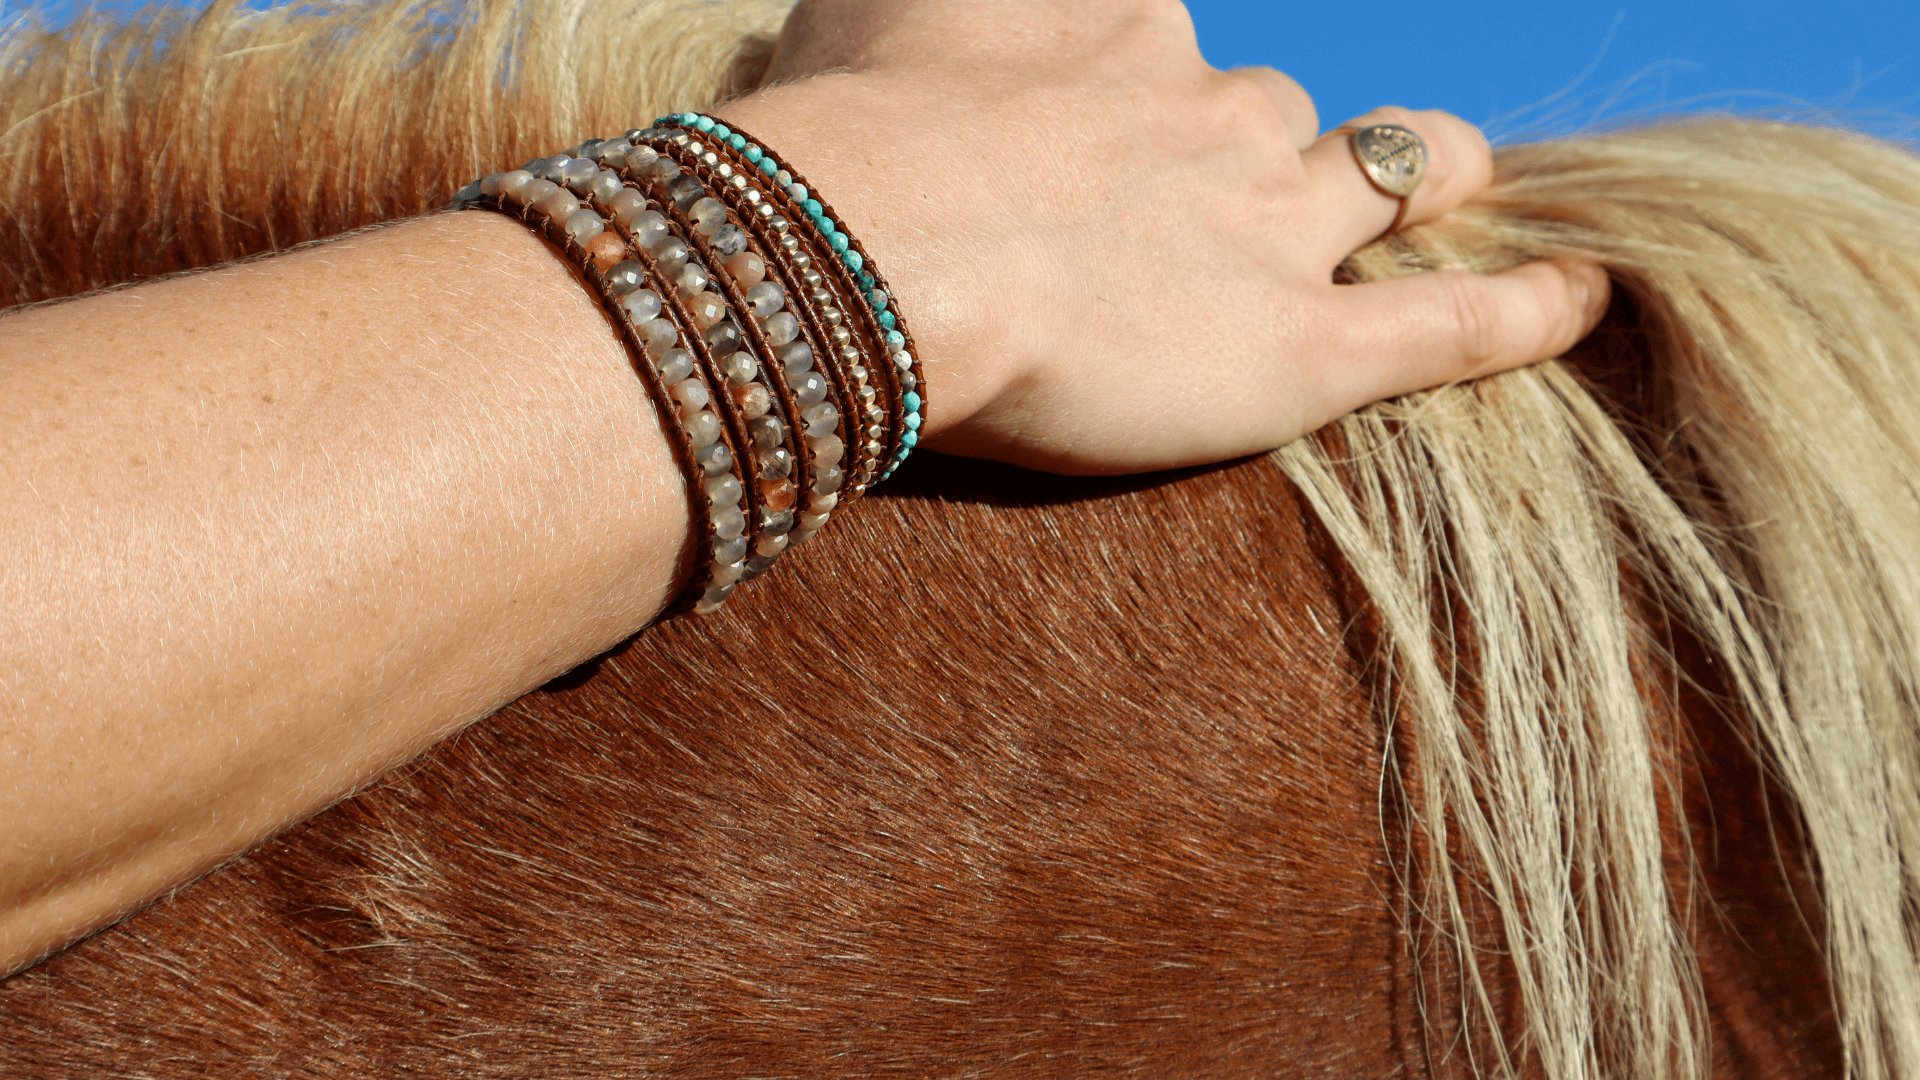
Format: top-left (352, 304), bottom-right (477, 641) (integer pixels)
top-left (1566, 260), bottom-right (1608, 322)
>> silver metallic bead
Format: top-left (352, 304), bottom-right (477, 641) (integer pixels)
top-left (790, 250), bottom-right (810, 269)
top-left (670, 132), bottom-right (690, 146)
top-left (811, 288), bottom-right (833, 307)
top-left (769, 216), bottom-right (790, 235)
top-left (830, 325), bottom-right (853, 347)
top-left (687, 140), bottom-right (705, 154)
top-left (823, 308), bottom-right (844, 328)
top-left (780, 235), bottom-right (801, 254)
top-left (865, 424), bottom-right (884, 442)
top-left (850, 365), bottom-right (869, 384)
top-left (858, 385), bottom-right (877, 405)
top-left (700, 152), bottom-right (719, 167)
top-left (840, 345), bottom-right (862, 366)
top-left (866, 406), bottom-right (885, 426)
top-left (742, 188), bottom-right (763, 205)
top-left (716, 162), bottom-right (734, 178)
top-left (754, 202), bottom-right (775, 220)
top-left (801, 269), bottom-right (824, 289)
top-left (727, 173), bottom-right (750, 191)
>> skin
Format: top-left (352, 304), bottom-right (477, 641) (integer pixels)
top-left (0, 0), bottom-right (1608, 975)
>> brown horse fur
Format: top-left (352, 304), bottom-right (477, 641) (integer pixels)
top-left (0, 450), bottom-right (1842, 1077)
top-left (5, 1), bottom-right (1920, 1076)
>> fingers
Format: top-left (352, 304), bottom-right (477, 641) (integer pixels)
top-left (1312, 260), bottom-right (1611, 421)
top-left (1297, 107), bottom-right (1494, 259)
top-left (1225, 66), bottom-right (1317, 148)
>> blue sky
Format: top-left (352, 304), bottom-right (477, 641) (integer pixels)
top-left (1187, 0), bottom-right (1920, 142)
top-left (8, 0), bottom-right (1916, 143)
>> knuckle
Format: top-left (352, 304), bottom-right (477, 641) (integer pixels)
top-left (1437, 271), bottom-right (1505, 363)
top-left (1208, 71), bottom-right (1293, 146)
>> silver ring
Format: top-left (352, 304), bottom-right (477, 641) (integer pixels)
top-left (1345, 124), bottom-right (1428, 236)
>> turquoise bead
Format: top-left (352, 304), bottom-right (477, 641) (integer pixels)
top-left (885, 331), bottom-right (905, 348)
top-left (811, 213), bottom-right (832, 234)
top-left (829, 232), bottom-right (849, 253)
top-left (842, 250), bottom-right (864, 273)
top-left (728, 134), bottom-right (747, 150)
top-left (867, 289), bottom-right (885, 309)
top-left (901, 430), bottom-right (918, 449)
top-left (905, 412), bottom-right (921, 431)
top-left (744, 145), bottom-right (764, 163)
top-left (904, 391), bottom-right (922, 411)
top-left (677, 112), bottom-right (698, 124)
top-left (694, 116), bottom-right (715, 132)
top-left (878, 310), bottom-right (896, 329)
top-left (759, 157), bottom-right (777, 175)
top-left (712, 123), bottom-right (731, 139)
top-left (802, 198), bottom-right (823, 217)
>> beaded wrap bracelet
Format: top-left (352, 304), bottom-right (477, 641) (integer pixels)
top-left (646, 113), bottom-right (928, 485)
top-left (449, 114), bottom-right (923, 615)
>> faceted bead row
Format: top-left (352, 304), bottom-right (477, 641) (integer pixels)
top-left (585, 136), bottom-right (848, 571)
top-left (630, 132), bottom-right (865, 543)
top-left (648, 113), bottom-right (926, 484)
top-left (550, 142), bottom-right (808, 610)
top-left (639, 119), bottom-right (906, 492)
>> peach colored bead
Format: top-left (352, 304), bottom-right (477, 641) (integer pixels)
top-left (733, 381), bottom-right (771, 419)
top-left (687, 291), bottom-right (728, 329)
top-left (584, 231), bottom-right (626, 271)
top-left (724, 251), bottom-right (766, 288)
top-left (758, 480), bottom-right (797, 512)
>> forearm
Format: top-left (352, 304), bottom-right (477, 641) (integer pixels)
top-left (0, 210), bottom-right (686, 973)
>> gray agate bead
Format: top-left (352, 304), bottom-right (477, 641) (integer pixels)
top-left (606, 187), bottom-right (647, 227)
top-left (748, 415), bottom-right (785, 450)
top-left (667, 175), bottom-right (705, 210)
top-left (559, 157), bottom-right (598, 192)
top-left (777, 342), bottom-right (813, 374)
top-left (713, 534), bottom-right (748, 564)
top-left (762, 312), bottom-right (799, 347)
top-left (686, 410), bottom-right (722, 448)
top-left (622, 288), bottom-right (664, 325)
top-left (688, 197), bottom-right (726, 236)
top-left (792, 370), bottom-right (829, 408)
top-left (630, 210), bottom-right (671, 252)
top-left (588, 169), bottom-right (623, 205)
top-left (801, 402), bottom-right (839, 438)
top-left (720, 351), bottom-right (758, 385)
top-left (563, 208), bottom-right (604, 245)
top-left (695, 441), bottom-right (734, 477)
top-left (744, 282), bottom-right (784, 319)
top-left (712, 506), bottom-right (746, 541)
top-left (654, 346), bottom-right (693, 385)
top-left (513, 177), bottom-right (559, 207)
top-left (605, 260), bottom-right (645, 297)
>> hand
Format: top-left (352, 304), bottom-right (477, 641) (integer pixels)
top-left (716, 0), bottom-right (1608, 474)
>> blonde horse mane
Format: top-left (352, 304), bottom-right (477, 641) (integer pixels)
top-left (4, 2), bottom-right (1919, 1076)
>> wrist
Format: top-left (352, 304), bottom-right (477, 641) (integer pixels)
top-left (713, 73), bottom-right (1025, 449)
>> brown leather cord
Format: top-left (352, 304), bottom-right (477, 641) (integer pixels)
top-left (683, 118), bottom-right (929, 484)
top-left (644, 133), bottom-right (869, 516)
top-left (653, 120), bottom-right (922, 490)
top-left (603, 170), bottom-right (771, 568)
top-left (627, 145), bottom-right (814, 561)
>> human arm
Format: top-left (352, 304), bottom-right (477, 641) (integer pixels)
top-left (0, 0), bottom-right (1607, 975)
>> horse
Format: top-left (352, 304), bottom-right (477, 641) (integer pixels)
top-left (3, 1), bottom-right (1917, 1076)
